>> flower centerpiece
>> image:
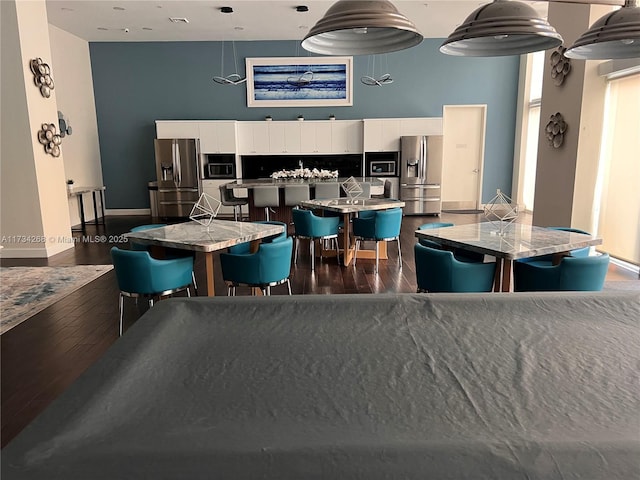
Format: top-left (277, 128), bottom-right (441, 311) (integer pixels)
top-left (270, 168), bottom-right (338, 180)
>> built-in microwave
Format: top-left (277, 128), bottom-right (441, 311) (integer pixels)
top-left (365, 152), bottom-right (399, 177)
top-left (204, 154), bottom-right (236, 179)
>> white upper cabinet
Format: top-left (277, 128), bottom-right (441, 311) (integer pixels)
top-left (269, 122), bottom-right (301, 154)
top-left (331, 120), bottom-right (363, 153)
top-left (155, 121), bottom-right (200, 139)
top-left (198, 121), bottom-right (237, 153)
top-left (300, 121), bottom-right (332, 153)
top-left (237, 122), bottom-right (270, 154)
top-left (363, 119), bottom-right (401, 152)
top-left (399, 118), bottom-right (443, 136)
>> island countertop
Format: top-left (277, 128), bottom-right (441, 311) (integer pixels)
top-left (224, 177), bottom-right (383, 189)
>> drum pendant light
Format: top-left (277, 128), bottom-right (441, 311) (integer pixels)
top-left (301, 0), bottom-right (423, 55)
top-left (440, 0), bottom-right (563, 57)
top-left (565, 0), bottom-right (640, 59)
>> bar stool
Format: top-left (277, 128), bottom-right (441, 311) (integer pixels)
top-left (284, 184), bottom-right (310, 208)
top-left (219, 185), bottom-right (248, 221)
top-left (314, 182), bottom-right (340, 200)
top-left (253, 186), bottom-right (280, 221)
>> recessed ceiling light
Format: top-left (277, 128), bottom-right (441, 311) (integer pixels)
top-left (296, 6), bottom-right (309, 12)
top-left (143, 27), bottom-right (153, 31)
top-left (97, 27), bottom-right (108, 31)
top-left (113, 6), bottom-right (125, 11)
top-left (169, 17), bottom-right (189, 24)
top-left (220, 6), bottom-right (233, 14)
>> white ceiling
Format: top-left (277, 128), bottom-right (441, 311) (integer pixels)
top-left (46, 0), bottom-right (549, 43)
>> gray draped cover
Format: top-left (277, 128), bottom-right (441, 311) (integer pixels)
top-left (3, 292), bottom-right (639, 479)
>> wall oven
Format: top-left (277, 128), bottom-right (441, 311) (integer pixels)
top-left (203, 154), bottom-right (236, 179)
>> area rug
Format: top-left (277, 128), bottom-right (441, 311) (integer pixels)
top-left (0, 265), bottom-right (113, 335)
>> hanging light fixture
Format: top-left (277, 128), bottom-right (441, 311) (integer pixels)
top-left (361, 55), bottom-right (394, 86)
top-left (301, 0), bottom-right (423, 55)
top-left (565, 0), bottom-right (640, 59)
top-left (440, 0), bottom-right (563, 57)
top-left (213, 7), bottom-right (246, 85)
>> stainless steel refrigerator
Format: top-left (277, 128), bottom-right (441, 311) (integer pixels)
top-left (400, 135), bottom-right (444, 215)
top-left (154, 138), bottom-right (201, 218)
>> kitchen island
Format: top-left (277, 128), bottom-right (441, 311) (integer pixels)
top-left (225, 177), bottom-right (384, 223)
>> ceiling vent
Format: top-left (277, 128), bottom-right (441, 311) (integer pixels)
top-left (169, 17), bottom-right (189, 24)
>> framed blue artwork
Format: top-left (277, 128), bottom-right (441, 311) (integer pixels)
top-left (245, 56), bottom-right (353, 108)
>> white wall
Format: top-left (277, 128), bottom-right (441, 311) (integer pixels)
top-left (49, 24), bottom-right (103, 226)
top-left (0, 0), bottom-right (73, 258)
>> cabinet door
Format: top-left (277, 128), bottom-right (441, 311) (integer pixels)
top-left (331, 120), bottom-right (363, 153)
top-left (363, 119), bottom-right (400, 152)
top-left (156, 121), bottom-right (200, 139)
top-left (399, 118), bottom-right (443, 136)
top-left (267, 122), bottom-right (301, 153)
top-left (300, 122), bottom-right (332, 153)
top-left (199, 121), bottom-right (237, 153)
top-left (282, 121), bottom-right (301, 153)
top-left (237, 122), bottom-right (269, 154)
top-left (314, 122), bottom-right (332, 152)
top-left (300, 122), bottom-right (319, 153)
top-left (268, 122), bottom-right (287, 153)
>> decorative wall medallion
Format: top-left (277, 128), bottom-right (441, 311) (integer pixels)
top-left (37, 123), bottom-right (62, 157)
top-left (545, 113), bottom-right (568, 149)
top-left (30, 58), bottom-right (55, 98)
top-left (549, 47), bottom-right (571, 86)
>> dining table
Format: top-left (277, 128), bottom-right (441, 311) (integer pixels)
top-left (125, 220), bottom-right (284, 296)
top-left (300, 197), bottom-right (405, 266)
top-left (414, 222), bottom-right (603, 292)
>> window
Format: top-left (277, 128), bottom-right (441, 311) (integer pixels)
top-left (520, 51), bottom-right (544, 212)
top-left (595, 73), bottom-right (640, 267)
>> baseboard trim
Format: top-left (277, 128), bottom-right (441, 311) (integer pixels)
top-left (0, 242), bottom-right (73, 259)
top-left (105, 208), bottom-right (151, 216)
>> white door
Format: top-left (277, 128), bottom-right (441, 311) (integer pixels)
top-left (442, 105), bottom-right (486, 211)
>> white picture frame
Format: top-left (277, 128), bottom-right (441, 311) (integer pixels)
top-left (245, 56), bottom-right (353, 108)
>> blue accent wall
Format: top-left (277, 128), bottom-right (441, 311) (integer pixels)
top-left (89, 40), bottom-right (519, 209)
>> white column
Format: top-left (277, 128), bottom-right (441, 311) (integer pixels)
top-left (1, 0), bottom-right (73, 257)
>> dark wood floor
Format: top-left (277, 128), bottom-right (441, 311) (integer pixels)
top-left (1, 212), bottom-right (636, 448)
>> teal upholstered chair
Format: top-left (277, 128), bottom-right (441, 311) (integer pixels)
top-left (518, 227), bottom-right (592, 265)
top-left (129, 223), bottom-right (167, 250)
top-left (417, 222), bottom-right (485, 263)
top-left (514, 253), bottom-right (610, 292)
top-left (292, 208), bottom-right (340, 270)
top-left (110, 247), bottom-right (194, 336)
top-left (228, 221), bottom-right (287, 255)
top-left (417, 222), bottom-right (454, 247)
top-left (129, 224), bottom-right (198, 293)
top-left (548, 227), bottom-right (591, 257)
top-left (220, 236), bottom-right (293, 296)
top-left (352, 208), bottom-right (403, 274)
top-left (414, 242), bottom-right (496, 293)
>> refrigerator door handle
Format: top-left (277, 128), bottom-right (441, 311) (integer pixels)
top-left (172, 140), bottom-right (181, 187)
top-left (419, 136), bottom-right (425, 180)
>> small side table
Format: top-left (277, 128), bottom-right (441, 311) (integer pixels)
top-left (69, 186), bottom-right (106, 232)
